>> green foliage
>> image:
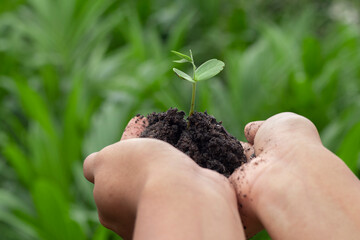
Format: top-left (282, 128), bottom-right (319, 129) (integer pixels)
top-left (173, 67), bottom-right (195, 82)
top-left (172, 50), bottom-right (225, 82)
top-left (171, 50), bottom-right (192, 62)
top-left (0, 0), bottom-right (359, 239)
top-left (172, 50), bottom-right (224, 115)
top-left (195, 59), bottom-right (225, 81)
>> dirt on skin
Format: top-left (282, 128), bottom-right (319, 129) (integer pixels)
top-left (140, 108), bottom-right (247, 177)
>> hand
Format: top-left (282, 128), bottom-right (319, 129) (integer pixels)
top-left (230, 113), bottom-right (360, 239)
top-left (83, 117), bottom-right (245, 240)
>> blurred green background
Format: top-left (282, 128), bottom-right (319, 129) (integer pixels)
top-left (0, 0), bottom-right (359, 239)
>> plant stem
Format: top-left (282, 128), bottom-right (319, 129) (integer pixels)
top-left (189, 82), bottom-right (196, 116)
top-left (188, 49), bottom-right (197, 120)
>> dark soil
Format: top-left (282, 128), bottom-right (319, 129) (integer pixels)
top-left (140, 108), bottom-right (247, 177)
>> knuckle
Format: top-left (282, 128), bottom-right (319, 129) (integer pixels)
top-left (275, 112), bottom-right (317, 129)
top-left (271, 112), bottom-right (320, 140)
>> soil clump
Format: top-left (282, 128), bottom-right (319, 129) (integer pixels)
top-left (140, 108), bottom-right (247, 177)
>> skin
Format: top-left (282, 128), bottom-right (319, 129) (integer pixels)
top-left (83, 113), bottom-right (360, 240)
top-left (84, 117), bottom-right (245, 240)
top-left (230, 113), bottom-right (360, 239)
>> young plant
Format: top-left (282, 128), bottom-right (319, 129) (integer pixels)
top-left (172, 50), bottom-right (225, 116)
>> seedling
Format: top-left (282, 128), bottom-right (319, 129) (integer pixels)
top-left (172, 50), bottom-right (225, 116)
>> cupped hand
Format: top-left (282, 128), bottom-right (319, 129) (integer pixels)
top-left (83, 117), bottom-right (244, 240)
top-left (229, 112), bottom-right (322, 238)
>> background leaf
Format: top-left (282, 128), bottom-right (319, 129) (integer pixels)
top-left (31, 179), bottom-right (86, 240)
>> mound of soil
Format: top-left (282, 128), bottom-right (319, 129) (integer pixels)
top-left (140, 108), bottom-right (247, 177)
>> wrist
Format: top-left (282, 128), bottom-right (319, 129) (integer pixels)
top-left (135, 168), bottom-right (244, 240)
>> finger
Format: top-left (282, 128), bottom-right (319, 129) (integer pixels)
top-left (121, 116), bottom-right (149, 141)
top-left (83, 152), bottom-right (98, 183)
top-left (240, 141), bottom-right (255, 161)
top-left (264, 112), bottom-right (322, 143)
top-left (244, 121), bottom-right (264, 145)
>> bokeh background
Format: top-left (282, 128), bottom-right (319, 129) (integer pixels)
top-left (1, 0), bottom-right (360, 239)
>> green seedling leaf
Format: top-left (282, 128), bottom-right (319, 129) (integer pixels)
top-left (189, 49), bottom-right (194, 62)
top-left (173, 59), bottom-right (189, 63)
top-left (173, 68), bottom-right (195, 83)
top-left (195, 59), bottom-right (225, 81)
top-left (171, 50), bottom-right (225, 117)
top-left (171, 50), bottom-right (192, 62)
